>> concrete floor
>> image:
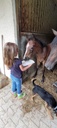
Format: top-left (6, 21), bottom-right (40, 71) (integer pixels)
top-left (0, 77), bottom-right (57, 128)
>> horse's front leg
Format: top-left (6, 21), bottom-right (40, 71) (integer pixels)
top-left (33, 60), bottom-right (41, 78)
top-left (32, 58), bottom-right (39, 78)
top-left (41, 61), bottom-right (45, 82)
top-left (33, 65), bottom-right (38, 77)
top-left (41, 66), bottom-right (45, 82)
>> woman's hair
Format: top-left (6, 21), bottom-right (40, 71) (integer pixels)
top-left (3, 42), bottom-right (18, 68)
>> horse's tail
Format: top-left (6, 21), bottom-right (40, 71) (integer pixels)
top-left (31, 78), bottom-right (36, 86)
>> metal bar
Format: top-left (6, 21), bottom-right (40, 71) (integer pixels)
top-left (20, 32), bottom-right (53, 36)
top-left (1, 35), bottom-right (5, 75)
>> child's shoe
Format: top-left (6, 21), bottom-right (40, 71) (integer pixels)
top-left (14, 93), bottom-right (17, 98)
top-left (18, 92), bottom-right (25, 99)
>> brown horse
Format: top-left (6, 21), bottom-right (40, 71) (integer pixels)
top-left (23, 29), bottom-right (57, 82)
top-left (23, 35), bottom-right (51, 82)
top-left (45, 29), bottom-right (57, 70)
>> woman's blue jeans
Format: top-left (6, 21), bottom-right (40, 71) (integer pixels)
top-left (10, 74), bottom-right (22, 95)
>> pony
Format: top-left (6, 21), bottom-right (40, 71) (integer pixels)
top-left (23, 29), bottom-right (57, 82)
top-left (23, 35), bottom-right (50, 82)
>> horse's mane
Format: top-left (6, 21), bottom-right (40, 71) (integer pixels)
top-left (27, 34), bottom-right (47, 47)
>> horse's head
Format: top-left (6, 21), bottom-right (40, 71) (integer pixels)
top-left (23, 40), bottom-right (35, 60)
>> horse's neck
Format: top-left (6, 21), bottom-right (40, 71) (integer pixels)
top-left (36, 44), bottom-right (51, 60)
top-left (35, 43), bottom-right (43, 53)
top-left (44, 44), bottom-right (51, 59)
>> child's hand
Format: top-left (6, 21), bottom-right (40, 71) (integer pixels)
top-left (28, 64), bottom-right (33, 68)
top-left (20, 63), bottom-right (33, 71)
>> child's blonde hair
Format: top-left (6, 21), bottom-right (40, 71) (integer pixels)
top-left (3, 42), bottom-right (18, 68)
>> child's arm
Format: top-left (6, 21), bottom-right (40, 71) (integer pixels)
top-left (19, 64), bottom-right (33, 71)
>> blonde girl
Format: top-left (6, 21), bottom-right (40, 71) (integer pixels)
top-left (3, 42), bottom-right (32, 98)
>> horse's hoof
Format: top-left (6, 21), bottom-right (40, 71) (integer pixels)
top-left (41, 79), bottom-right (44, 83)
top-left (41, 76), bottom-right (45, 83)
top-left (32, 74), bottom-right (37, 78)
top-left (32, 75), bottom-right (36, 78)
top-left (41, 78), bottom-right (45, 83)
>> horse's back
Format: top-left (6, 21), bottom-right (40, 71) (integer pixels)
top-left (50, 36), bottom-right (57, 47)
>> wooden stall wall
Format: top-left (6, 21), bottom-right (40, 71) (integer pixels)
top-left (15, 0), bottom-right (57, 80)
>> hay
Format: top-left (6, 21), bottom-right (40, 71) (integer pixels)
top-left (0, 73), bottom-right (10, 89)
